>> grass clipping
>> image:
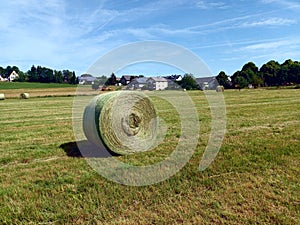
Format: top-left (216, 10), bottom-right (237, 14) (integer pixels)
top-left (83, 91), bottom-right (159, 155)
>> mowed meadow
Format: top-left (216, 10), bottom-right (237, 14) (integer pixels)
top-left (0, 84), bottom-right (299, 224)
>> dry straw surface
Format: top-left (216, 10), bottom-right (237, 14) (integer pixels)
top-left (0, 88), bottom-right (299, 224)
top-left (83, 91), bottom-right (158, 155)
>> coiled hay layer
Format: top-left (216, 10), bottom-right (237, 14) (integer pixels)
top-left (83, 91), bottom-right (158, 155)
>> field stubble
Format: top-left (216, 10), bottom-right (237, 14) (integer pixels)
top-left (0, 88), bottom-right (299, 224)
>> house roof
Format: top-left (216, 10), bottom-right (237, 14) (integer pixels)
top-left (196, 76), bottom-right (216, 84)
top-left (79, 76), bottom-right (96, 82)
top-left (121, 75), bottom-right (134, 80)
top-left (80, 74), bottom-right (93, 78)
top-left (9, 71), bottom-right (19, 77)
top-left (148, 77), bottom-right (168, 82)
top-left (131, 77), bottom-right (148, 84)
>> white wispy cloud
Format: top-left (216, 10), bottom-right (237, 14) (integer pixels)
top-left (190, 38), bottom-right (287, 49)
top-left (242, 17), bottom-right (296, 27)
top-left (0, 0), bottom-right (122, 73)
top-left (195, 0), bottom-right (228, 9)
top-left (261, 0), bottom-right (300, 9)
top-left (239, 39), bottom-right (300, 51)
top-left (139, 15), bottom-right (296, 37)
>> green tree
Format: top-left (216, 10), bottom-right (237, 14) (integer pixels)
top-left (27, 65), bottom-right (38, 82)
top-left (240, 62), bottom-right (261, 86)
top-left (251, 75), bottom-right (263, 88)
top-left (5, 66), bottom-right (13, 77)
top-left (278, 59), bottom-right (300, 85)
top-left (11, 66), bottom-right (20, 74)
top-left (105, 73), bottom-right (117, 86)
top-left (69, 71), bottom-right (77, 84)
top-left (231, 70), bottom-right (243, 88)
top-left (235, 76), bottom-right (247, 90)
top-left (62, 70), bottom-right (73, 83)
top-left (54, 70), bottom-right (63, 83)
top-left (180, 73), bottom-right (199, 90)
top-left (0, 66), bottom-right (5, 77)
top-left (289, 61), bottom-right (300, 84)
top-left (242, 62), bottom-right (258, 74)
top-left (216, 71), bottom-right (231, 88)
top-left (260, 60), bottom-right (280, 86)
top-left (14, 71), bottom-right (27, 82)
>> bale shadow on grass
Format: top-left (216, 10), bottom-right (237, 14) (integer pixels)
top-left (60, 140), bottom-right (120, 158)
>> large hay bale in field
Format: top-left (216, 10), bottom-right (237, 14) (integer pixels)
top-left (216, 85), bottom-right (225, 92)
top-left (0, 93), bottom-right (5, 100)
top-left (20, 93), bottom-right (30, 99)
top-left (83, 91), bottom-right (158, 155)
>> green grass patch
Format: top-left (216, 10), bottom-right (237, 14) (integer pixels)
top-left (0, 82), bottom-right (77, 90)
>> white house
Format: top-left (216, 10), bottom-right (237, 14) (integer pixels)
top-left (8, 71), bottom-right (19, 82)
top-left (147, 77), bottom-right (169, 90)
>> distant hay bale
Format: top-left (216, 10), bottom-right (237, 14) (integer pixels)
top-left (216, 86), bottom-right (224, 92)
top-left (20, 93), bottom-right (30, 99)
top-left (0, 93), bottom-right (5, 100)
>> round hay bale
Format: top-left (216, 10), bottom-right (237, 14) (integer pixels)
top-left (0, 93), bottom-right (5, 100)
top-left (20, 93), bottom-right (30, 99)
top-left (83, 91), bottom-right (158, 155)
top-left (216, 86), bottom-right (224, 92)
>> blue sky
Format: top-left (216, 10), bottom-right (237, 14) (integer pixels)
top-left (0, 0), bottom-right (300, 77)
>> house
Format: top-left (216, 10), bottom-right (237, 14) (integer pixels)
top-left (116, 78), bottom-right (121, 86)
top-left (196, 76), bottom-right (218, 90)
top-left (127, 77), bottom-right (148, 90)
top-left (8, 71), bottom-right (19, 82)
top-left (163, 75), bottom-right (183, 89)
top-left (120, 75), bottom-right (136, 85)
top-left (120, 76), bottom-right (131, 85)
top-left (78, 74), bottom-right (97, 85)
top-left (0, 75), bottom-right (5, 82)
top-left (147, 77), bottom-right (169, 90)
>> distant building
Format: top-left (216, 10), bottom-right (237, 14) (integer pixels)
top-left (8, 71), bottom-right (19, 82)
top-left (147, 77), bottom-right (169, 90)
top-left (127, 77), bottom-right (148, 90)
top-left (120, 75), bottom-right (138, 85)
top-left (116, 77), bottom-right (121, 86)
top-left (78, 74), bottom-right (97, 85)
top-left (196, 76), bottom-right (218, 90)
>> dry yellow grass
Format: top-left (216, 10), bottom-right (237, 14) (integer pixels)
top-left (0, 88), bottom-right (299, 224)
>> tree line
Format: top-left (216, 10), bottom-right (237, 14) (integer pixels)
top-left (2, 59), bottom-right (300, 88)
top-left (216, 59), bottom-right (300, 89)
top-left (0, 65), bottom-right (78, 84)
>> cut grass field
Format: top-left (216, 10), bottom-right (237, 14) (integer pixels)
top-left (0, 82), bottom-right (97, 98)
top-left (0, 88), bottom-right (299, 224)
top-left (0, 82), bottom-right (77, 89)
